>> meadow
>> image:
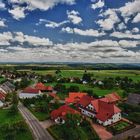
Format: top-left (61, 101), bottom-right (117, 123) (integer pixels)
top-left (33, 70), bottom-right (140, 82)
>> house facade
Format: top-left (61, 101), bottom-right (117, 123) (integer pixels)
top-left (19, 87), bottom-right (42, 99)
top-left (51, 105), bottom-right (79, 124)
top-left (78, 95), bottom-right (121, 126)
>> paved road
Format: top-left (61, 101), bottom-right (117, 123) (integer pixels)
top-left (109, 125), bottom-right (140, 140)
top-left (18, 103), bottom-right (54, 140)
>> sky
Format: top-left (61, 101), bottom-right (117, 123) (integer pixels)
top-left (0, 0), bottom-right (140, 63)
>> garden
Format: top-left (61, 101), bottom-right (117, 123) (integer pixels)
top-left (107, 120), bottom-right (135, 135)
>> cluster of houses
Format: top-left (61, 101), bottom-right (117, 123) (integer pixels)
top-left (0, 81), bottom-right (15, 107)
top-left (18, 82), bottom-right (129, 127)
top-left (51, 92), bottom-right (122, 126)
top-left (19, 82), bottom-right (54, 99)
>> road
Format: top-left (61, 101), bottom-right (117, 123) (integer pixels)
top-left (109, 125), bottom-right (140, 140)
top-left (18, 103), bottom-right (54, 140)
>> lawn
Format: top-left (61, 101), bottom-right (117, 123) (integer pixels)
top-left (45, 82), bottom-right (124, 97)
top-left (107, 120), bottom-right (135, 135)
top-left (29, 107), bottom-right (49, 121)
top-left (0, 109), bottom-right (33, 140)
top-left (34, 70), bottom-right (140, 82)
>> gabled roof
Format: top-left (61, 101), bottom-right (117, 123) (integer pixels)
top-left (65, 92), bottom-right (87, 104)
top-left (35, 82), bottom-right (46, 91)
top-left (51, 105), bottom-right (79, 120)
top-left (46, 86), bottom-right (53, 91)
top-left (22, 87), bottom-right (40, 94)
top-left (35, 82), bottom-right (53, 91)
top-left (105, 92), bottom-right (121, 103)
top-left (91, 99), bottom-right (121, 122)
top-left (78, 95), bottom-right (95, 107)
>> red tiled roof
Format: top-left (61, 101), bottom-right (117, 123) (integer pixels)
top-left (51, 105), bottom-right (79, 120)
top-left (0, 92), bottom-right (6, 100)
top-left (78, 95), bottom-right (95, 107)
top-left (46, 86), bottom-right (53, 91)
top-left (35, 82), bottom-right (47, 91)
top-left (105, 93), bottom-right (121, 103)
top-left (91, 99), bottom-right (121, 122)
top-left (35, 83), bottom-right (53, 91)
top-left (49, 93), bottom-right (59, 100)
top-left (65, 92), bottom-right (87, 104)
top-left (22, 87), bottom-right (40, 94)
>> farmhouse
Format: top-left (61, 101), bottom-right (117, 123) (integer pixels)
top-left (65, 92), bottom-right (87, 104)
top-left (51, 105), bottom-right (79, 124)
top-left (19, 87), bottom-right (42, 99)
top-left (105, 92), bottom-right (121, 103)
top-left (78, 96), bottom-right (121, 126)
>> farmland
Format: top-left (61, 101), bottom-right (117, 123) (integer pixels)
top-left (33, 70), bottom-right (140, 82)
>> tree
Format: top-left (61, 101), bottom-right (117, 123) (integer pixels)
top-left (68, 85), bottom-right (79, 92)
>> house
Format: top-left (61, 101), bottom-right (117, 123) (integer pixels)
top-left (19, 87), bottom-right (42, 99)
top-left (65, 92), bottom-right (87, 104)
top-left (126, 93), bottom-right (140, 105)
top-left (0, 92), bottom-right (6, 107)
top-left (35, 82), bottom-right (47, 92)
top-left (0, 81), bottom-right (15, 94)
top-left (0, 100), bottom-right (4, 108)
top-left (51, 105), bottom-right (79, 124)
top-left (105, 92), bottom-right (121, 103)
top-left (78, 96), bottom-right (121, 126)
top-left (35, 82), bottom-right (53, 92)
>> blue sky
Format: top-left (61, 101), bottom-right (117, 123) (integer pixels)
top-left (0, 0), bottom-right (140, 63)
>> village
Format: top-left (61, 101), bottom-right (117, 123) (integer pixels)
top-left (0, 68), bottom-right (140, 140)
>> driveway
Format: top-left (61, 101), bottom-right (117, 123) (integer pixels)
top-left (39, 120), bottom-right (55, 129)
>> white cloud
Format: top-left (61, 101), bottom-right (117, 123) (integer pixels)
top-left (97, 9), bottom-right (120, 30)
top-left (8, 0), bottom-right (76, 20)
top-left (62, 27), bottom-right (105, 37)
top-left (91, 0), bottom-right (104, 10)
top-left (111, 31), bottom-right (140, 40)
top-left (0, 39), bottom-right (140, 63)
top-left (0, 32), bottom-right (13, 45)
top-left (9, 7), bottom-right (26, 20)
top-left (67, 10), bottom-right (82, 24)
top-left (0, 1), bottom-right (5, 9)
top-left (117, 22), bottom-right (127, 30)
top-left (14, 32), bottom-right (53, 46)
top-left (38, 19), bottom-right (69, 28)
top-left (0, 19), bottom-right (6, 28)
top-left (132, 27), bottom-right (139, 33)
top-left (133, 13), bottom-right (140, 23)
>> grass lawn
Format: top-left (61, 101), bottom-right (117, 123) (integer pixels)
top-left (45, 82), bottom-right (124, 98)
top-left (29, 107), bottom-right (49, 121)
top-left (0, 109), bottom-right (33, 140)
top-left (34, 70), bottom-right (140, 82)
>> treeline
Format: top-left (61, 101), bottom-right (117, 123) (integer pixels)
top-left (0, 63), bottom-right (140, 71)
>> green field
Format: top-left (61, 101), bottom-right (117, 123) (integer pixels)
top-left (33, 70), bottom-right (140, 82)
top-left (0, 109), bottom-right (33, 140)
top-left (45, 82), bottom-right (124, 97)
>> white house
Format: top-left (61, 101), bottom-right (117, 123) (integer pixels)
top-left (19, 87), bottom-right (42, 99)
top-left (0, 100), bottom-right (4, 108)
top-left (78, 95), bottom-right (121, 126)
